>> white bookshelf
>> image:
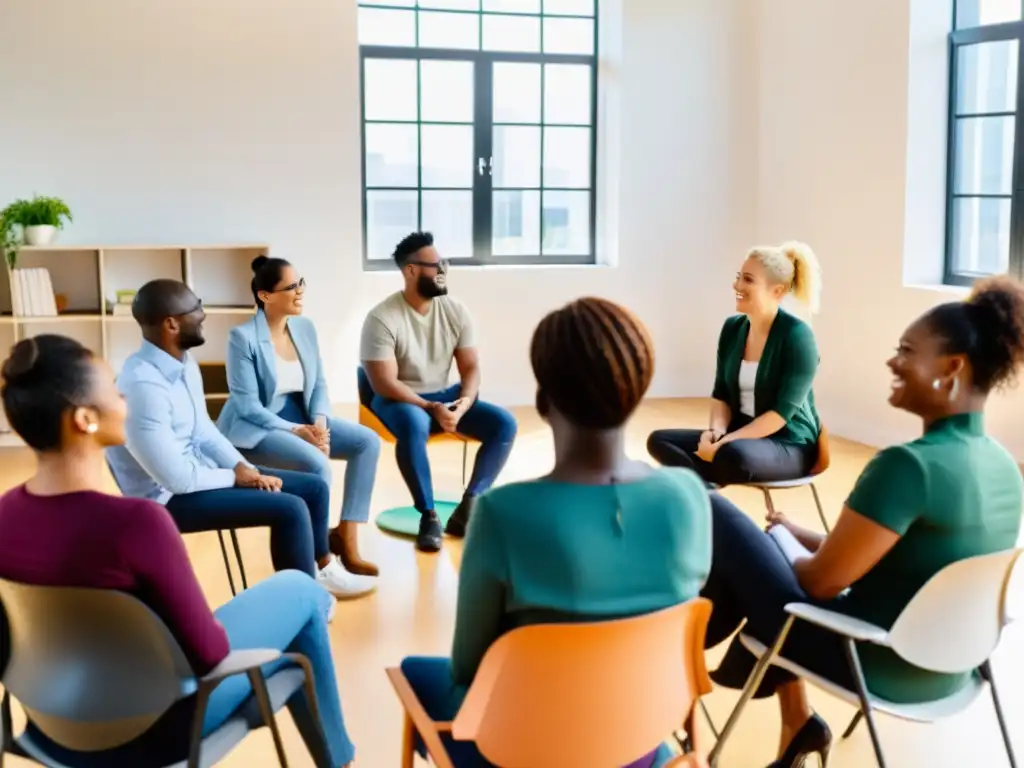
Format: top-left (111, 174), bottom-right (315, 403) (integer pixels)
top-left (0, 244), bottom-right (266, 447)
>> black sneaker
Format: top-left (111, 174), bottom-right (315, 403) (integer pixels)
top-left (444, 494), bottom-right (476, 538)
top-left (416, 511), bottom-right (443, 553)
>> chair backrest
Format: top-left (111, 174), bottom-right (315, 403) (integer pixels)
top-left (452, 599), bottom-right (713, 768)
top-left (809, 425), bottom-right (831, 476)
top-left (0, 579), bottom-right (195, 752)
top-left (888, 548), bottom-right (1023, 674)
top-left (356, 366), bottom-right (374, 408)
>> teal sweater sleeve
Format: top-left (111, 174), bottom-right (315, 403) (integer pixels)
top-left (774, 321), bottom-right (819, 421)
top-left (450, 494), bottom-right (507, 686)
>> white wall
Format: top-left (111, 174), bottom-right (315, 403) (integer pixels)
top-left (755, 0), bottom-right (1024, 459)
top-left (0, 0), bottom-right (757, 405)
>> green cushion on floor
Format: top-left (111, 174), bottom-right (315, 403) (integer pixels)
top-left (375, 501), bottom-right (458, 537)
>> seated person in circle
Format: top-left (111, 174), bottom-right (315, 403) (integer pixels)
top-left (218, 256), bottom-right (382, 580)
top-left (0, 335), bottom-right (357, 768)
top-left (400, 297), bottom-right (713, 768)
top-left (106, 279), bottom-right (372, 600)
top-left (360, 231), bottom-right (518, 553)
top-left (700, 277), bottom-right (1024, 767)
top-left (648, 242), bottom-right (823, 486)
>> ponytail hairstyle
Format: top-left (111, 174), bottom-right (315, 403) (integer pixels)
top-left (747, 241), bottom-right (822, 315)
top-left (250, 255), bottom-right (291, 310)
top-left (923, 275), bottom-right (1024, 394)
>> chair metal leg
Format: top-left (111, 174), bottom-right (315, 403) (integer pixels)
top-left (289, 654), bottom-right (332, 768)
top-left (248, 668), bottom-right (289, 768)
top-left (217, 530), bottom-right (237, 596)
top-left (981, 661), bottom-right (1018, 768)
top-left (708, 616), bottom-right (796, 767)
top-left (810, 483), bottom-right (830, 533)
top-left (700, 699), bottom-right (719, 739)
top-left (461, 441), bottom-right (468, 490)
top-left (762, 488), bottom-right (776, 516)
top-left (1, 689), bottom-right (12, 768)
top-left (842, 639), bottom-right (887, 768)
top-left (230, 530), bottom-right (248, 591)
top-left (841, 710), bottom-right (863, 739)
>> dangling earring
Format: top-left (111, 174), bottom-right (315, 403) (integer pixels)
top-left (949, 377), bottom-right (960, 402)
top-left (86, 423), bottom-right (98, 434)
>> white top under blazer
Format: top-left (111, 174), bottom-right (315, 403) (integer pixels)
top-left (274, 354), bottom-right (305, 397)
top-left (738, 360), bottom-right (758, 418)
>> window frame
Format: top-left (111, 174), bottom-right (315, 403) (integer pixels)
top-left (945, 2), bottom-right (1024, 285)
top-left (357, 4), bottom-right (600, 270)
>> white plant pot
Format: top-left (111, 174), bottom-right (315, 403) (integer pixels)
top-left (24, 225), bottom-right (56, 246)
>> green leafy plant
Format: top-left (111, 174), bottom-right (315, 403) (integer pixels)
top-left (0, 195), bottom-right (73, 269)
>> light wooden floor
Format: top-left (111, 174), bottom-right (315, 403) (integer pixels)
top-left (2, 399), bottom-right (1021, 767)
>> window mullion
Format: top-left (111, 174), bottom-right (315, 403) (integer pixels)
top-left (473, 59), bottom-right (494, 262)
top-left (1012, 30), bottom-right (1024, 279)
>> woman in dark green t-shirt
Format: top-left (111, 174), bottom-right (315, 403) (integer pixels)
top-left (648, 242), bottom-right (823, 486)
top-left (701, 277), bottom-right (1024, 767)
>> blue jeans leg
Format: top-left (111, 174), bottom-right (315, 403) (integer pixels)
top-left (165, 467), bottom-right (330, 576)
top-left (451, 398), bottom-right (517, 496)
top-left (206, 570), bottom-right (355, 766)
top-left (248, 423), bottom-right (380, 525)
top-left (371, 394), bottom-right (435, 513)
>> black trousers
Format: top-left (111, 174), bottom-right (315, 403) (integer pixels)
top-left (701, 493), bottom-right (853, 698)
top-left (646, 416), bottom-right (817, 487)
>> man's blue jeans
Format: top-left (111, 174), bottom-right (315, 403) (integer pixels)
top-left (371, 385), bottom-right (517, 513)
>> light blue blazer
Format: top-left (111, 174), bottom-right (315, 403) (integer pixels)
top-left (217, 311), bottom-right (333, 450)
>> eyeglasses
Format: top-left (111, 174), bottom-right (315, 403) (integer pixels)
top-left (173, 298), bottom-right (204, 318)
top-left (270, 278), bottom-right (306, 293)
top-left (407, 259), bottom-right (448, 273)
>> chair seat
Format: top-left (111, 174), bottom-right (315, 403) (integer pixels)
top-left (746, 476), bottom-right (818, 490)
top-left (14, 668), bottom-right (306, 768)
top-left (358, 404), bottom-right (476, 446)
top-left (738, 634), bottom-right (986, 723)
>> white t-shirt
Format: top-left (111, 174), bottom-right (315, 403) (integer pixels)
top-left (738, 360), bottom-right (758, 418)
top-left (359, 292), bottom-right (475, 394)
top-left (274, 355), bottom-right (305, 397)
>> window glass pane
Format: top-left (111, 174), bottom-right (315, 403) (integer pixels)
top-left (361, 0), bottom-right (416, 6)
top-left (544, 64), bottom-right (591, 124)
top-left (950, 197), bottom-right (1012, 275)
top-left (419, 0), bottom-right (479, 9)
top-left (420, 60), bottom-right (475, 123)
top-left (493, 190), bottom-right (541, 255)
top-left (955, 41), bottom-right (1019, 115)
top-left (422, 191), bottom-right (474, 259)
top-left (543, 127), bottom-right (590, 187)
top-left (494, 63), bottom-right (541, 123)
top-left (542, 190), bottom-right (590, 255)
top-left (543, 17), bottom-right (593, 53)
top-left (358, 8), bottom-right (417, 46)
top-left (483, 13), bottom-right (541, 51)
top-left (364, 59), bottom-right (418, 121)
top-left (954, 116), bottom-right (1016, 194)
top-left (543, 0), bottom-right (595, 15)
top-left (419, 10), bottom-right (480, 48)
top-left (493, 126), bottom-right (541, 187)
top-left (484, 0), bottom-right (541, 12)
top-left (366, 191), bottom-right (419, 260)
top-left (365, 124), bottom-right (419, 187)
top-left (955, 0), bottom-right (1021, 28)
top-left (421, 125), bottom-right (475, 187)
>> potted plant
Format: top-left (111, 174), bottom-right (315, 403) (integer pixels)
top-left (0, 195), bottom-right (73, 268)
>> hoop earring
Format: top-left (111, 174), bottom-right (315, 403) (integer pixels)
top-left (949, 377), bottom-right (960, 402)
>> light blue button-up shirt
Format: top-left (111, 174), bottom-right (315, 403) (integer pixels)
top-left (107, 341), bottom-right (249, 504)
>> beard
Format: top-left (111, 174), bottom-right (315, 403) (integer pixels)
top-left (417, 275), bottom-right (448, 298)
top-left (179, 328), bottom-right (206, 350)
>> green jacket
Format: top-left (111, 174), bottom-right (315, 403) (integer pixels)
top-left (711, 309), bottom-right (820, 446)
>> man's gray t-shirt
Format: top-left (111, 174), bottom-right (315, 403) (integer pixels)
top-left (359, 291), bottom-right (475, 394)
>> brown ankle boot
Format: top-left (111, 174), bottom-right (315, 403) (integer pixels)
top-left (329, 522), bottom-right (379, 577)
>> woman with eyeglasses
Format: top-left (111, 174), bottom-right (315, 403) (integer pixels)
top-left (217, 256), bottom-right (382, 588)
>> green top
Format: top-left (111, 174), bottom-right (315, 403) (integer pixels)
top-left (840, 412), bottom-right (1023, 703)
top-left (451, 467), bottom-right (713, 688)
top-left (711, 309), bottom-right (820, 446)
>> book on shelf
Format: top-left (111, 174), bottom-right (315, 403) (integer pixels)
top-left (11, 268), bottom-right (58, 318)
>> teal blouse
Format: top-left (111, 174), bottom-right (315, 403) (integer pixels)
top-left (451, 468), bottom-right (713, 688)
top-left (711, 309), bottom-right (820, 445)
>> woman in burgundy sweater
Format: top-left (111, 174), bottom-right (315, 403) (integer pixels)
top-left (0, 335), bottom-right (355, 767)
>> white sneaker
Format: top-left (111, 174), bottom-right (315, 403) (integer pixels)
top-left (317, 558), bottom-right (377, 600)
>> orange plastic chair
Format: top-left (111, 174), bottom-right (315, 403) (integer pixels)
top-left (386, 599), bottom-right (714, 768)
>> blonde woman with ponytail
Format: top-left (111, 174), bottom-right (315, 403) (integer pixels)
top-left (648, 241), bottom-right (824, 486)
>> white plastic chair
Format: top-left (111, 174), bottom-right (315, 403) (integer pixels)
top-left (0, 579), bottom-right (329, 767)
top-left (708, 548), bottom-right (1023, 768)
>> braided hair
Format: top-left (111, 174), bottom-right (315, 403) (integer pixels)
top-left (530, 297), bottom-right (655, 429)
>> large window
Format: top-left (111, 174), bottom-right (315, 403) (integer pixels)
top-left (946, 0), bottom-right (1024, 283)
top-left (358, 1), bottom-right (598, 267)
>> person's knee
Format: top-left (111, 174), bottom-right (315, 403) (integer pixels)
top-left (266, 568), bottom-right (317, 592)
top-left (646, 431), bottom-right (670, 462)
top-left (356, 424), bottom-right (382, 459)
top-left (491, 409), bottom-right (517, 443)
top-left (714, 442), bottom-right (755, 480)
